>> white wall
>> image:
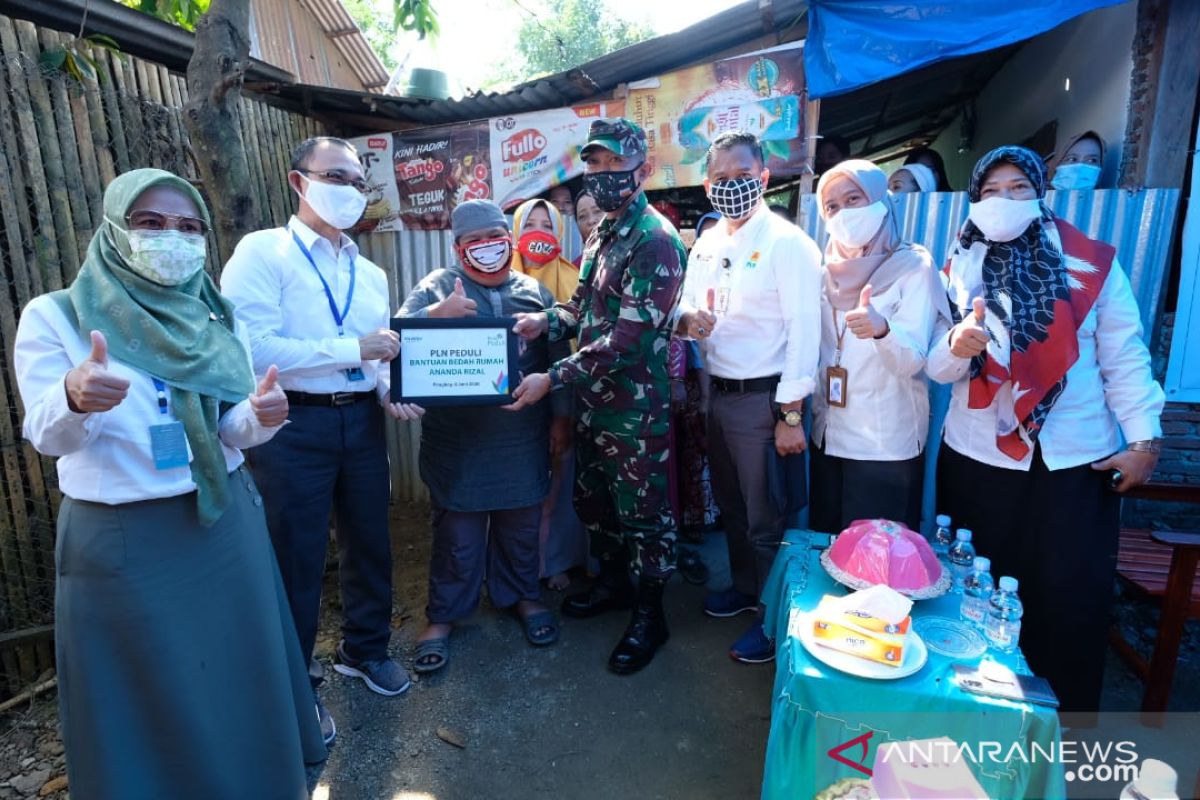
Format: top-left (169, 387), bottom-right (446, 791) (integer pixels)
top-left (926, 1), bottom-right (1136, 189)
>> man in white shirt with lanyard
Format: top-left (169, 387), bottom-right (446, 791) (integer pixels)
top-left (222, 137), bottom-right (421, 745)
top-left (676, 131), bottom-right (822, 664)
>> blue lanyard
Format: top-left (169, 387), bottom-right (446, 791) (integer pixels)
top-left (151, 378), bottom-right (170, 417)
top-left (290, 229), bottom-right (356, 335)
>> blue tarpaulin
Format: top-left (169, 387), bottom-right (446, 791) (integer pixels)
top-left (804, 0), bottom-right (1129, 99)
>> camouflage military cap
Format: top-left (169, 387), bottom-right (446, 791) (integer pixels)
top-left (580, 118), bottom-right (647, 161)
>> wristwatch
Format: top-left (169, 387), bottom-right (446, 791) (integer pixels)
top-left (781, 409), bottom-right (803, 428)
top-left (1127, 439), bottom-right (1162, 454)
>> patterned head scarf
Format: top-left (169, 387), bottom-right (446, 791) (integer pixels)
top-left (947, 146), bottom-right (1109, 460)
top-left (66, 168), bottom-right (254, 525)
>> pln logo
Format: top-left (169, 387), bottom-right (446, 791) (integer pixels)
top-left (368, 137), bottom-right (389, 150)
top-left (502, 129), bottom-right (548, 163)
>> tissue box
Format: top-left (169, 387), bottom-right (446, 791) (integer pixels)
top-left (811, 617), bottom-right (905, 666)
top-left (870, 737), bottom-right (988, 799)
top-left (817, 594), bottom-right (912, 635)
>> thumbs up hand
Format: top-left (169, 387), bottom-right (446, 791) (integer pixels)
top-left (250, 364), bottom-right (289, 427)
top-left (64, 330), bottom-right (131, 413)
top-left (949, 296), bottom-right (990, 358)
top-left (429, 276), bottom-right (479, 319)
top-left (844, 284), bottom-right (889, 340)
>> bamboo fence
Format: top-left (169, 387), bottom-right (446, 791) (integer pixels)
top-left (0, 12), bottom-right (325, 698)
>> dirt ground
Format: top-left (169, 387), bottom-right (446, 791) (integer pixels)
top-left (308, 501), bottom-right (775, 800)
top-left (1, 499), bottom-right (1198, 799)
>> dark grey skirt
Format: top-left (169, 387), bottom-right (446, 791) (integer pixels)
top-left (55, 466), bottom-right (326, 800)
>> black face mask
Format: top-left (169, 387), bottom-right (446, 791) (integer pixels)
top-left (582, 167), bottom-right (641, 213)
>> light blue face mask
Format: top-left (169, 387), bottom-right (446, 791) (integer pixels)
top-left (1050, 163), bottom-right (1101, 191)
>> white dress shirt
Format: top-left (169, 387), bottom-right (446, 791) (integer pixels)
top-left (812, 264), bottom-right (937, 460)
top-left (15, 294), bottom-right (278, 505)
top-left (679, 205), bottom-right (823, 403)
top-left (220, 217), bottom-right (393, 400)
top-left (927, 235), bottom-right (1164, 472)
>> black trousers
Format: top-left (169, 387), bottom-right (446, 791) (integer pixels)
top-left (809, 444), bottom-right (924, 534)
top-left (936, 443), bottom-right (1119, 712)
top-left (247, 401), bottom-right (394, 686)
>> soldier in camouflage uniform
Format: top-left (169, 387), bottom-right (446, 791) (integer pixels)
top-left (509, 118), bottom-right (687, 675)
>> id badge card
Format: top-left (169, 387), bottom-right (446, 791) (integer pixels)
top-left (150, 421), bottom-right (190, 470)
top-left (713, 287), bottom-right (731, 316)
top-left (346, 367), bottom-right (366, 382)
top-left (826, 365), bottom-right (848, 408)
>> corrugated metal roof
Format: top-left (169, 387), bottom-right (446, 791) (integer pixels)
top-left (261, 0), bottom-right (1006, 163)
top-left (300, 0), bottom-right (391, 91)
top-left (267, 0), bottom-right (809, 127)
top-left (0, 0), bottom-right (294, 84)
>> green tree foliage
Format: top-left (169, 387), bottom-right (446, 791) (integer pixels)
top-left (341, 0), bottom-right (403, 70)
top-left (501, 0), bottom-right (652, 85)
top-left (120, 0), bottom-right (210, 31)
top-left (122, 0), bottom-right (437, 39)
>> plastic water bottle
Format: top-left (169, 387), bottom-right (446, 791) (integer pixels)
top-left (985, 576), bottom-right (1023, 653)
top-left (959, 557), bottom-right (994, 628)
top-left (947, 529), bottom-right (976, 595)
top-left (1119, 759), bottom-right (1179, 800)
top-left (932, 514), bottom-right (953, 557)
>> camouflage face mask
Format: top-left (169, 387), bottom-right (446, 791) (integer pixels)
top-left (582, 167), bottom-right (641, 213)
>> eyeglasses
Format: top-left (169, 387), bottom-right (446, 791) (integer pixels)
top-left (297, 168), bottom-right (369, 194)
top-left (126, 210), bottom-right (208, 235)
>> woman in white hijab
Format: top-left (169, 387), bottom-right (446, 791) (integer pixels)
top-left (810, 160), bottom-right (940, 532)
top-left (887, 162), bottom-right (937, 194)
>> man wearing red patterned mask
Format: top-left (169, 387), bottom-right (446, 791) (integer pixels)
top-left (397, 199), bottom-right (572, 674)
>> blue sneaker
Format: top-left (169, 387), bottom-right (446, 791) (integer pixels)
top-left (703, 587), bottom-right (759, 618)
top-left (729, 620), bottom-right (775, 664)
top-left (333, 642), bottom-right (412, 697)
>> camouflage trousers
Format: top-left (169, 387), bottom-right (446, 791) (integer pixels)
top-left (573, 418), bottom-right (677, 578)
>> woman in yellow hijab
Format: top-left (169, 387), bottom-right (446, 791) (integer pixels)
top-left (510, 197), bottom-right (588, 589)
top-left (511, 198), bottom-right (580, 304)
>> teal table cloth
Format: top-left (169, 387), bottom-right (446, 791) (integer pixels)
top-left (761, 530), bottom-right (1067, 800)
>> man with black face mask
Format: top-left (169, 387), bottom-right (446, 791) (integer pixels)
top-left (508, 118), bottom-right (687, 675)
top-left (675, 130), bottom-right (822, 665)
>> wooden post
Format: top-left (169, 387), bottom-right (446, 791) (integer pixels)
top-left (183, 0), bottom-right (261, 265)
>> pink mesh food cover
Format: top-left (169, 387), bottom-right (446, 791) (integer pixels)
top-left (820, 519), bottom-right (950, 600)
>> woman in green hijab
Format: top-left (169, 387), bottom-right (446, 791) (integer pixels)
top-left (14, 169), bottom-right (326, 799)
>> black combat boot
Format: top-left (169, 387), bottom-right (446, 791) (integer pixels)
top-left (561, 555), bottom-right (635, 619)
top-left (607, 575), bottom-right (669, 675)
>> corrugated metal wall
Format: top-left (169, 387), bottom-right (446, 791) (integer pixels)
top-left (798, 188), bottom-right (1182, 337)
top-left (356, 229), bottom-right (456, 503)
top-left (364, 189), bottom-right (1181, 507)
top-left (799, 188), bottom-right (1181, 533)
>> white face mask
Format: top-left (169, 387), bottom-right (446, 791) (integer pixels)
top-left (300, 175), bottom-right (368, 230)
top-left (1050, 163), bottom-right (1101, 191)
top-left (109, 223), bottom-right (207, 285)
top-left (967, 197), bottom-right (1043, 242)
top-left (825, 200), bottom-right (888, 248)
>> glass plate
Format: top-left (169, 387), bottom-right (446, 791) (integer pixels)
top-left (912, 616), bottom-right (987, 660)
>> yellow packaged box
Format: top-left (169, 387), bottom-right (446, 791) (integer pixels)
top-left (811, 596), bottom-right (909, 667)
top-left (816, 594), bottom-right (912, 635)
